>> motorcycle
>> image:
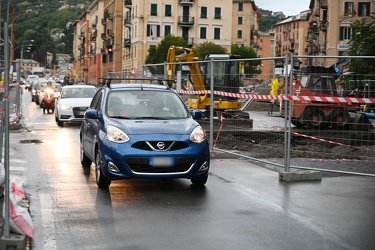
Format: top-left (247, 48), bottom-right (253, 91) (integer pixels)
top-left (41, 89), bottom-right (55, 114)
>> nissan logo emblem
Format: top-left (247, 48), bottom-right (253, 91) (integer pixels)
top-left (156, 142), bottom-right (165, 150)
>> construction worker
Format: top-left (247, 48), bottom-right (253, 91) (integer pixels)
top-left (268, 77), bottom-right (280, 115)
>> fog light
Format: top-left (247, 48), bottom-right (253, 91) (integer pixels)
top-left (108, 162), bottom-right (120, 173)
top-left (198, 161), bottom-right (209, 172)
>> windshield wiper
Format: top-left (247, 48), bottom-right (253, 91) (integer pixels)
top-left (134, 116), bottom-right (167, 120)
top-left (110, 116), bottom-right (130, 119)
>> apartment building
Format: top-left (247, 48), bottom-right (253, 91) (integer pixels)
top-left (73, 0), bottom-right (258, 83)
top-left (274, 10), bottom-right (311, 66)
top-left (232, 0), bottom-right (258, 47)
top-left (256, 30), bottom-right (275, 81)
top-left (308, 0), bottom-right (375, 67)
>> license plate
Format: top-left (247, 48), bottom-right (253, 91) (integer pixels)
top-left (78, 111), bottom-right (85, 115)
top-left (150, 157), bottom-right (173, 167)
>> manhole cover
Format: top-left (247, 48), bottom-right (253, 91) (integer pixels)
top-left (19, 139), bottom-right (43, 144)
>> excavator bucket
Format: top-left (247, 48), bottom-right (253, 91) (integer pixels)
top-left (350, 113), bottom-right (375, 131)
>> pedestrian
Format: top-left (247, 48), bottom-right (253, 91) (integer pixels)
top-left (268, 77), bottom-right (279, 115)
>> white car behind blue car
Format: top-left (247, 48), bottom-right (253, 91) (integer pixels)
top-left (55, 85), bottom-right (97, 127)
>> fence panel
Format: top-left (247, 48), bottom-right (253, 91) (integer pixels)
top-left (141, 55), bottom-right (375, 175)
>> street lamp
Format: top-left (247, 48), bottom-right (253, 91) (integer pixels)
top-left (15, 40), bottom-right (34, 80)
top-left (10, 9), bottom-right (37, 61)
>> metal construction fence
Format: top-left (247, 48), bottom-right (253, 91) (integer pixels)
top-left (139, 55), bottom-right (375, 176)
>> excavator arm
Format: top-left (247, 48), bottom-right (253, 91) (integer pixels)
top-left (166, 46), bottom-right (206, 91)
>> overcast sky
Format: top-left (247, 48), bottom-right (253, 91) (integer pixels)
top-left (255, 0), bottom-right (311, 17)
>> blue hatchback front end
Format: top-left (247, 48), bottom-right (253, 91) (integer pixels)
top-left (98, 119), bottom-right (210, 180)
top-left (80, 83), bottom-right (210, 188)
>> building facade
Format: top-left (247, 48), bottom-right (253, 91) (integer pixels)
top-left (274, 10), bottom-right (311, 65)
top-left (308, 0), bottom-right (375, 67)
top-left (73, 0), bottom-right (259, 82)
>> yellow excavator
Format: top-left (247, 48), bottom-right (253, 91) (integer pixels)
top-left (166, 46), bottom-right (243, 112)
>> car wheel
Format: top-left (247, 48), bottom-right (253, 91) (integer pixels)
top-left (95, 150), bottom-right (111, 188)
top-left (56, 114), bottom-right (63, 126)
top-left (80, 139), bottom-right (92, 167)
top-left (191, 174), bottom-right (208, 186)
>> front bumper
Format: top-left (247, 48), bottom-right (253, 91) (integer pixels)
top-left (98, 134), bottom-right (210, 180)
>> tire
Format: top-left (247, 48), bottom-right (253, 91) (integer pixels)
top-left (95, 150), bottom-right (111, 188)
top-left (191, 174), bottom-right (208, 186)
top-left (291, 119), bottom-right (305, 128)
top-left (57, 120), bottom-right (63, 127)
top-left (302, 107), bottom-right (326, 129)
top-left (330, 109), bottom-right (351, 130)
top-left (80, 138), bottom-right (92, 167)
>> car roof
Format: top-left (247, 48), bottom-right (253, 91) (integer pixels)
top-left (62, 85), bottom-right (96, 89)
top-left (105, 83), bottom-right (170, 91)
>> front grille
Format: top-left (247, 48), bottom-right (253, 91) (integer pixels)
top-left (132, 141), bottom-right (188, 151)
top-left (126, 157), bottom-right (195, 173)
top-left (72, 106), bottom-right (88, 118)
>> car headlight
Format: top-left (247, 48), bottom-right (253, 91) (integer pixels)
top-left (59, 105), bottom-right (72, 110)
top-left (190, 126), bottom-right (205, 143)
top-left (106, 125), bottom-right (130, 143)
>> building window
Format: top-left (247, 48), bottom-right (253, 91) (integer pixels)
top-left (200, 27), bottom-right (207, 39)
top-left (147, 24), bottom-right (160, 37)
top-left (344, 2), bottom-right (354, 16)
top-left (214, 27), bottom-right (221, 39)
top-left (201, 6), bottom-right (207, 18)
top-left (339, 26), bottom-right (352, 40)
top-left (237, 30), bottom-right (242, 39)
top-left (358, 2), bottom-right (371, 16)
top-left (164, 25), bottom-right (171, 36)
top-left (151, 4), bottom-right (157, 16)
top-left (238, 3), bottom-right (243, 11)
top-left (165, 4), bottom-right (171, 17)
top-left (214, 7), bottom-right (221, 19)
top-left (238, 16), bottom-right (243, 25)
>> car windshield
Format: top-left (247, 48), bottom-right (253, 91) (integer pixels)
top-left (61, 87), bottom-right (96, 98)
top-left (106, 90), bottom-right (189, 119)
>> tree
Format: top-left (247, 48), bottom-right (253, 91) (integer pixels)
top-left (144, 35), bottom-right (188, 74)
top-left (193, 42), bottom-right (227, 60)
top-left (231, 45), bottom-right (261, 78)
top-left (348, 14), bottom-right (375, 76)
top-left (145, 35), bottom-right (188, 64)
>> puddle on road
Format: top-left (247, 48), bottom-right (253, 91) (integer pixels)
top-left (19, 139), bottom-right (43, 144)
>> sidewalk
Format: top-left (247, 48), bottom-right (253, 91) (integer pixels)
top-left (0, 85), bottom-right (29, 250)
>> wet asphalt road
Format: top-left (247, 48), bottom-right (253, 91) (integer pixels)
top-left (5, 87), bottom-right (375, 249)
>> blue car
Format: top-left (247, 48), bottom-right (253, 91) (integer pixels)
top-left (80, 81), bottom-right (210, 188)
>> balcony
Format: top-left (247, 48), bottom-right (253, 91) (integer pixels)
top-left (178, 16), bottom-right (194, 26)
top-left (320, 0), bottom-right (328, 9)
top-left (123, 38), bottom-right (131, 48)
top-left (320, 22), bottom-right (328, 31)
top-left (107, 29), bottom-right (114, 36)
top-left (124, 0), bottom-right (132, 9)
top-left (124, 18), bottom-right (131, 28)
top-left (179, 0), bottom-right (194, 5)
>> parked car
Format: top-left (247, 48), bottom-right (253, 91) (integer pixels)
top-left (80, 82), bottom-right (210, 188)
top-left (55, 85), bottom-right (97, 127)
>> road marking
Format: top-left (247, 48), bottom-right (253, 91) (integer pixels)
top-left (40, 194), bottom-right (57, 250)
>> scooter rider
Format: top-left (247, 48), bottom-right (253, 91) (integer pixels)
top-left (42, 81), bottom-right (56, 114)
top-left (44, 81), bottom-right (55, 93)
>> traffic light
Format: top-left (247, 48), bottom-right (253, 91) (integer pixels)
top-left (130, 69), bottom-right (135, 75)
top-left (107, 45), bottom-right (113, 54)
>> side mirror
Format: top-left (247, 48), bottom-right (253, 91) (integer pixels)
top-left (85, 109), bottom-right (99, 119)
top-left (191, 110), bottom-right (202, 120)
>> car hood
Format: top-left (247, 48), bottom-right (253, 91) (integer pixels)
top-left (109, 118), bottom-right (199, 135)
top-left (57, 98), bottom-right (92, 106)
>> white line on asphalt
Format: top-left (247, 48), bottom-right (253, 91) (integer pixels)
top-left (40, 193), bottom-right (57, 250)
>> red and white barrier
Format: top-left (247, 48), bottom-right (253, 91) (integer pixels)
top-left (175, 89), bottom-right (375, 104)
